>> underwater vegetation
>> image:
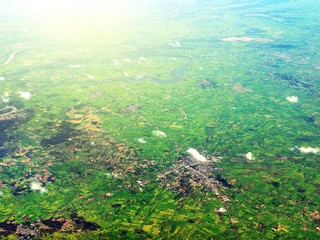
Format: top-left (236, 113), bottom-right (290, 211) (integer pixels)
top-left (0, 0), bottom-right (319, 239)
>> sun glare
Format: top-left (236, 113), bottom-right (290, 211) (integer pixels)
top-left (27, 0), bottom-right (138, 22)
top-left (21, 0), bottom-right (145, 33)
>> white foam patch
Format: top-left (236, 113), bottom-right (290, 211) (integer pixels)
top-left (245, 152), bottom-right (254, 160)
top-left (298, 147), bottom-right (319, 154)
top-left (17, 91), bottom-right (32, 100)
top-left (286, 96), bottom-right (298, 103)
top-left (187, 148), bottom-right (207, 162)
top-left (152, 130), bottom-right (167, 138)
top-left (0, 76), bottom-right (5, 81)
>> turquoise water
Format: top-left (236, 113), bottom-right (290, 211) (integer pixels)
top-left (0, 0), bottom-right (319, 239)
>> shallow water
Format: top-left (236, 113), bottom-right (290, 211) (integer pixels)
top-left (0, 0), bottom-right (319, 239)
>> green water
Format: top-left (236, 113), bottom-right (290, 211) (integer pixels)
top-left (0, 0), bottom-right (319, 239)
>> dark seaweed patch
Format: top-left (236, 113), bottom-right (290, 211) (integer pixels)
top-left (41, 219), bottom-right (64, 232)
top-left (40, 121), bottom-right (80, 147)
top-left (12, 185), bottom-right (31, 196)
top-left (302, 114), bottom-right (317, 123)
top-left (197, 79), bottom-right (217, 89)
top-left (216, 174), bottom-right (233, 188)
top-left (269, 44), bottom-right (296, 49)
top-left (244, 27), bottom-right (266, 36)
top-left (0, 109), bottom-right (35, 156)
top-left (0, 108), bottom-right (13, 115)
top-left (0, 119), bottom-right (17, 147)
top-left (0, 222), bottom-right (17, 235)
top-left (271, 181), bottom-right (280, 188)
top-left (111, 203), bottom-right (122, 208)
top-left (0, 216), bottom-right (100, 237)
top-left (270, 73), bottom-right (318, 93)
top-left (0, 148), bottom-right (7, 158)
top-left (74, 218), bottom-right (100, 231)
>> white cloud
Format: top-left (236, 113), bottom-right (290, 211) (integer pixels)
top-left (17, 91), bottom-right (32, 100)
top-left (298, 147), bottom-right (319, 154)
top-left (245, 152), bottom-right (254, 160)
top-left (286, 96), bottom-right (298, 103)
top-left (30, 181), bottom-right (48, 194)
top-left (187, 148), bottom-right (207, 162)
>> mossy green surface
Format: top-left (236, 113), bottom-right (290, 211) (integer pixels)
top-left (0, 0), bottom-right (319, 239)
